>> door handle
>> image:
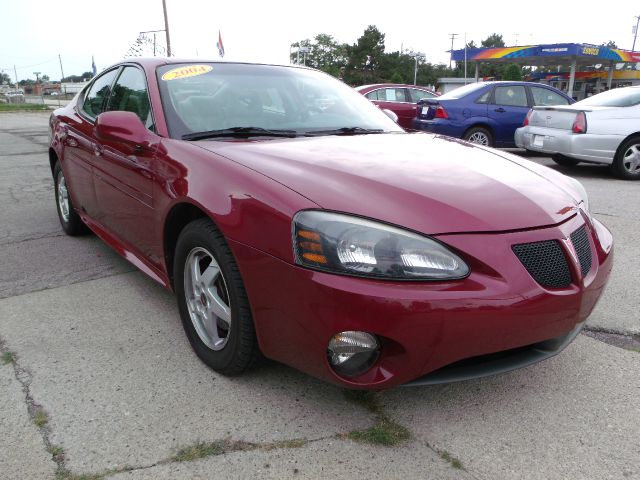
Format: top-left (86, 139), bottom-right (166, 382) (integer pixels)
top-left (494, 107), bottom-right (506, 113)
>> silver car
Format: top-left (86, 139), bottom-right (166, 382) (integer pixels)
top-left (515, 86), bottom-right (640, 179)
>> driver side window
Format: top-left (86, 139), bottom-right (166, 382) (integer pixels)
top-left (107, 66), bottom-right (154, 131)
top-left (81, 69), bottom-right (119, 119)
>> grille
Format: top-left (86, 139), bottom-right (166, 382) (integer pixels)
top-left (570, 225), bottom-right (592, 277)
top-left (512, 240), bottom-right (571, 288)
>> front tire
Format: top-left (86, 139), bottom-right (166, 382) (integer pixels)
top-left (174, 218), bottom-right (260, 375)
top-left (53, 162), bottom-right (89, 236)
top-left (611, 136), bottom-right (640, 180)
top-left (463, 127), bottom-right (493, 147)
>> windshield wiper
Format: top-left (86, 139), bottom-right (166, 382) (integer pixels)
top-left (304, 127), bottom-right (385, 136)
top-left (182, 127), bottom-right (298, 141)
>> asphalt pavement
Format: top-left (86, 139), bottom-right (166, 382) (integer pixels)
top-left (1, 112), bottom-right (638, 479)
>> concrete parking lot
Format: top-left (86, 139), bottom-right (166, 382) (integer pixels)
top-left (1, 111), bottom-right (638, 479)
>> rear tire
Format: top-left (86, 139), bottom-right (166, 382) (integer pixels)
top-left (610, 136), bottom-right (640, 180)
top-left (551, 154), bottom-right (580, 167)
top-left (463, 127), bottom-right (493, 147)
top-left (174, 218), bottom-right (260, 375)
top-left (54, 162), bottom-right (89, 236)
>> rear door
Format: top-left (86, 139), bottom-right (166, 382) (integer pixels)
top-left (65, 67), bottom-right (120, 218)
top-left (488, 85), bottom-right (530, 145)
top-left (92, 65), bottom-right (157, 259)
top-left (371, 87), bottom-right (415, 128)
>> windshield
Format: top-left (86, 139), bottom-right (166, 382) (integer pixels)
top-left (156, 63), bottom-right (402, 139)
top-left (438, 82), bottom-right (487, 100)
top-left (576, 87), bottom-right (640, 107)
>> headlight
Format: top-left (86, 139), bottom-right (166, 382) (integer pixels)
top-left (292, 211), bottom-right (470, 280)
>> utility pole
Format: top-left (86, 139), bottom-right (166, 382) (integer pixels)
top-left (162, 0), bottom-right (172, 56)
top-left (13, 65), bottom-right (18, 88)
top-left (633, 15), bottom-right (640, 52)
top-left (58, 54), bottom-right (66, 95)
top-left (448, 33), bottom-right (458, 69)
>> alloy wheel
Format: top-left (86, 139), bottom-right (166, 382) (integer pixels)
top-left (622, 143), bottom-right (640, 175)
top-left (183, 247), bottom-right (232, 351)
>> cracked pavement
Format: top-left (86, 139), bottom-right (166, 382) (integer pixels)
top-left (0, 112), bottom-right (638, 479)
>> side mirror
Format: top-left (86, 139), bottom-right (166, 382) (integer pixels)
top-left (94, 111), bottom-right (153, 149)
top-left (381, 108), bottom-right (398, 123)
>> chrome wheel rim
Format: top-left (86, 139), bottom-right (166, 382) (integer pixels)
top-left (184, 247), bottom-right (232, 351)
top-left (622, 143), bottom-right (640, 175)
top-left (57, 173), bottom-right (70, 222)
top-left (467, 131), bottom-right (489, 145)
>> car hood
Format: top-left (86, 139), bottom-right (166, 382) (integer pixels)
top-left (196, 133), bottom-right (581, 235)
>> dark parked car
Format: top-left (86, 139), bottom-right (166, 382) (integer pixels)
top-left (49, 59), bottom-right (612, 389)
top-left (412, 81), bottom-right (574, 147)
top-left (356, 83), bottom-right (438, 129)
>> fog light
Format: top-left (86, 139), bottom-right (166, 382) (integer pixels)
top-left (327, 331), bottom-right (380, 378)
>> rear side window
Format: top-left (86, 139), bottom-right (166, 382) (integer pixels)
top-left (365, 90), bottom-right (379, 101)
top-left (531, 87), bottom-right (569, 106)
top-left (577, 87), bottom-right (640, 107)
top-left (81, 69), bottom-right (119, 119)
top-left (409, 88), bottom-right (435, 102)
top-left (476, 90), bottom-right (491, 104)
top-left (380, 88), bottom-right (408, 102)
top-left (107, 66), bottom-right (154, 130)
top-left (494, 86), bottom-right (528, 107)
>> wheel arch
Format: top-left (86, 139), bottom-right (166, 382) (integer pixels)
top-left (48, 148), bottom-right (58, 177)
top-left (163, 201), bottom-right (212, 289)
top-left (613, 132), bottom-right (640, 160)
top-left (463, 122), bottom-right (494, 138)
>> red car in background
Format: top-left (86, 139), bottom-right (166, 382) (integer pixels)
top-left (48, 59), bottom-right (612, 389)
top-left (356, 83), bottom-right (438, 128)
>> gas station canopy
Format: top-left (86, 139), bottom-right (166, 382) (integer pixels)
top-left (450, 43), bottom-right (640, 95)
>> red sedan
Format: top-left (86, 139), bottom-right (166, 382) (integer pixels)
top-left (49, 59), bottom-right (613, 389)
top-left (356, 83), bottom-right (438, 129)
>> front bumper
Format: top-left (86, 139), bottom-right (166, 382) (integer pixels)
top-left (230, 212), bottom-right (613, 389)
top-left (515, 126), bottom-right (620, 164)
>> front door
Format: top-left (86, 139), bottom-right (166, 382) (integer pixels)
top-left (92, 66), bottom-right (158, 263)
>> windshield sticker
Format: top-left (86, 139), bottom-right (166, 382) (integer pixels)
top-left (161, 65), bottom-right (213, 81)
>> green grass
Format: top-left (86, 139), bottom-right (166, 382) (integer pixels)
top-left (1, 351), bottom-right (15, 364)
top-left (0, 103), bottom-right (50, 112)
top-left (48, 445), bottom-right (64, 457)
top-left (628, 347), bottom-right (640, 353)
top-left (348, 418), bottom-right (410, 446)
top-left (264, 438), bottom-right (307, 450)
top-left (343, 390), bottom-right (411, 446)
top-left (438, 450), bottom-right (464, 470)
top-left (55, 468), bottom-right (104, 480)
top-left (33, 409), bottom-right (49, 427)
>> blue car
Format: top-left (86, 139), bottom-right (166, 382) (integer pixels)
top-left (412, 81), bottom-right (574, 147)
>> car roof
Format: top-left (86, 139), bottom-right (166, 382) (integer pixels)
top-left (99, 57), bottom-right (313, 73)
top-left (356, 83), bottom-right (435, 92)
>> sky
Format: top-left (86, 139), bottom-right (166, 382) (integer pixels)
top-left (1, 0), bottom-right (639, 82)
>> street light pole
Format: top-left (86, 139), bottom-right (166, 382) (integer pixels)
top-left (162, 0), bottom-right (172, 56)
top-left (633, 15), bottom-right (640, 52)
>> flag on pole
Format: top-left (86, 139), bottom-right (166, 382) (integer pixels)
top-left (91, 56), bottom-right (97, 76)
top-left (216, 30), bottom-right (225, 58)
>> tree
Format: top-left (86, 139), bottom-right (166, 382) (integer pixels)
top-left (503, 63), bottom-right (523, 81)
top-left (481, 34), bottom-right (505, 48)
top-left (343, 25), bottom-right (386, 84)
top-left (0, 72), bottom-right (11, 85)
top-left (41, 74), bottom-right (50, 82)
top-left (601, 40), bottom-right (618, 48)
top-left (290, 34), bottom-right (348, 77)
